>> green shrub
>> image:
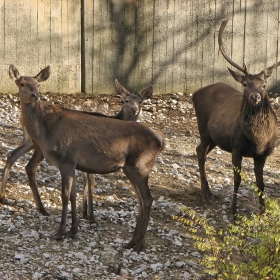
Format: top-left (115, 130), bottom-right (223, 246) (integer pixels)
top-left (174, 169), bottom-right (280, 279)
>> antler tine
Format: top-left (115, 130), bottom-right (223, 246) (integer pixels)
top-left (218, 18), bottom-right (246, 73)
top-left (264, 61), bottom-right (280, 76)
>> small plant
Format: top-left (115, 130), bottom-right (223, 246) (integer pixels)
top-left (174, 168), bottom-right (280, 279)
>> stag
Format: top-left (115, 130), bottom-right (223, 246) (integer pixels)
top-left (192, 18), bottom-right (278, 219)
top-left (0, 80), bottom-right (153, 222)
top-left (8, 64), bottom-right (164, 252)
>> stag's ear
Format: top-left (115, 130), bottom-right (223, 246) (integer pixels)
top-left (140, 84), bottom-right (153, 101)
top-left (34, 65), bottom-right (50, 82)
top-left (9, 64), bottom-right (21, 81)
top-left (115, 79), bottom-right (131, 99)
top-left (227, 67), bottom-right (244, 83)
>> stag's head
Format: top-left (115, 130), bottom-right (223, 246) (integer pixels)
top-left (219, 18), bottom-right (280, 108)
top-left (9, 65), bottom-right (50, 104)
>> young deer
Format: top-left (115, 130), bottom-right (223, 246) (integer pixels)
top-left (192, 18), bottom-right (278, 219)
top-left (82, 82), bottom-right (153, 222)
top-left (8, 64), bottom-right (164, 252)
top-left (0, 80), bottom-right (153, 222)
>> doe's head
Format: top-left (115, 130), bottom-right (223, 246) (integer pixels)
top-left (115, 79), bottom-right (153, 120)
top-left (9, 64), bottom-right (50, 104)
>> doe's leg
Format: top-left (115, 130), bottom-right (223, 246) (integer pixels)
top-left (0, 138), bottom-right (34, 202)
top-left (53, 163), bottom-right (77, 240)
top-left (123, 165), bottom-right (153, 253)
top-left (25, 143), bottom-right (48, 216)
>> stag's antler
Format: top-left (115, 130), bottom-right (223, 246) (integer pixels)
top-left (218, 18), bottom-right (247, 74)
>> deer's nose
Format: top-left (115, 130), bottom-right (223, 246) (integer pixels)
top-left (250, 92), bottom-right (261, 104)
top-left (131, 106), bottom-right (138, 114)
top-left (31, 93), bottom-right (39, 100)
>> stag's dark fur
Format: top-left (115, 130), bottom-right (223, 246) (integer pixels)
top-left (192, 19), bottom-right (278, 218)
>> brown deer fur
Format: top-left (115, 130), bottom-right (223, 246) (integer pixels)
top-left (192, 18), bottom-right (278, 219)
top-left (8, 64), bottom-right (164, 252)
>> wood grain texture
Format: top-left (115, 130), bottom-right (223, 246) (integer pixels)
top-left (1, 0), bottom-right (280, 94)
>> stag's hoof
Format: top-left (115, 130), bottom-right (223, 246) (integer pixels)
top-left (65, 229), bottom-right (77, 239)
top-left (83, 212), bottom-right (87, 219)
top-left (88, 215), bottom-right (96, 224)
top-left (0, 194), bottom-right (6, 204)
top-left (201, 192), bottom-right (213, 203)
top-left (125, 240), bottom-right (136, 250)
top-left (125, 240), bottom-right (145, 253)
top-left (52, 229), bottom-right (66, 240)
top-left (39, 208), bottom-right (49, 216)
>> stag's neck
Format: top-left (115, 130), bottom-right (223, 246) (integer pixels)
top-left (241, 96), bottom-right (277, 151)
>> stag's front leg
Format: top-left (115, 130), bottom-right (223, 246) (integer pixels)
top-left (123, 166), bottom-right (153, 253)
top-left (254, 156), bottom-right (267, 213)
top-left (53, 164), bottom-right (76, 240)
top-left (230, 152), bottom-right (242, 219)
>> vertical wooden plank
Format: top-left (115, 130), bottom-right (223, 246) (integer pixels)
top-left (231, 0), bottom-right (246, 73)
top-left (173, 0), bottom-right (188, 93)
top-left (164, 0), bottom-right (175, 93)
top-left (213, 0), bottom-right (234, 86)
top-left (266, 0), bottom-right (279, 91)
top-left (92, 0), bottom-right (102, 93)
top-left (185, 0), bottom-right (195, 93)
top-left (103, 0), bottom-right (115, 93)
top-left (61, 0), bottom-right (69, 93)
top-left (201, 0), bottom-right (216, 87)
top-left (122, 0), bottom-right (136, 88)
top-left (137, 0), bottom-right (154, 91)
top-left (152, 0), bottom-right (168, 94)
top-left (244, 0), bottom-right (267, 73)
top-left (0, 0), bottom-right (8, 91)
top-left (70, 1), bottom-right (81, 93)
top-left (4, 1), bottom-right (18, 93)
top-left (192, 0), bottom-right (203, 89)
top-left (84, 0), bottom-right (94, 94)
top-left (29, 0), bottom-right (39, 73)
top-left (37, 0), bottom-right (52, 93)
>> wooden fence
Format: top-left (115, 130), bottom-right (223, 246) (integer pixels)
top-left (1, 0), bottom-right (280, 95)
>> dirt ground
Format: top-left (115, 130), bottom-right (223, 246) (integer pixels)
top-left (0, 91), bottom-right (280, 279)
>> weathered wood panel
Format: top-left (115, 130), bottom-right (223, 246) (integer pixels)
top-left (0, 0), bottom-right (81, 94)
top-left (1, 0), bottom-right (280, 94)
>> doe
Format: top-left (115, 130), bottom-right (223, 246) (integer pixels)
top-left (9, 64), bottom-right (164, 252)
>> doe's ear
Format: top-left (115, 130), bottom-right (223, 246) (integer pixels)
top-left (9, 64), bottom-right (21, 81)
top-left (34, 65), bottom-right (51, 82)
top-left (140, 84), bottom-right (153, 101)
top-left (227, 67), bottom-right (244, 83)
top-left (115, 79), bottom-right (131, 99)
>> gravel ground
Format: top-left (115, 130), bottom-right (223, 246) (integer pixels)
top-left (0, 91), bottom-right (280, 280)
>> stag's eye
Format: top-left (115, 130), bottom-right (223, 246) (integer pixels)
top-left (125, 99), bottom-right (129, 103)
top-left (20, 83), bottom-right (25, 87)
top-left (262, 84), bottom-right (266, 89)
top-left (242, 82), bottom-right (247, 87)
